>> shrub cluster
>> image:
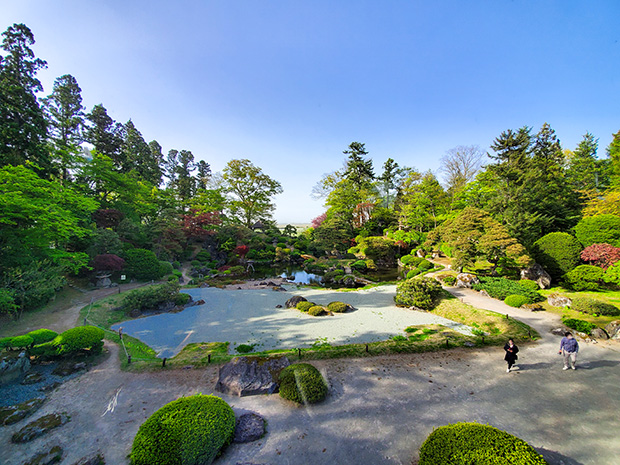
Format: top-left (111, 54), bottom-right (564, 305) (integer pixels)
top-left (472, 277), bottom-right (543, 302)
top-left (278, 363), bottom-right (328, 404)
top-left (504, 295), bottom-right (531, 308)
top-left (130, 394), bottom-right (235, 465)
top-left (563, 265), bottom-right (604, 291)
top-left (0, 328), bottom-right (58, 351)
top-left (418, 422), bottom-right (547, 465)
top-left (327, 301), bottom-right (349, 313)
top-left (394, 278), bottom-right (442, 310)
top-left (570, 297), bottom-right (620, 316)
top-left (307, 305), bottom-right (326, 316)
top-left (517, 279), bottom-right (539, 291)
top-left (574, 214), bottom-right (620, 248)
top-left (562, 318), bottom-right (596, 335)
top-left (532, 232), bottom-right (582, 280)
top-left (124, 248), bottom-right (165, 281)
top-left (350, 260), bottom-right (368, 272)
top-left (296, 301), bottom-right (315, 312)
top-left (122, 282), bottom-right (181, 313)
top-left (54, 326), bottom-right (105, 355)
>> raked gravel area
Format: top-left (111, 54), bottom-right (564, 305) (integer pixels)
top-left (112, 285), bottom-right (473, 357)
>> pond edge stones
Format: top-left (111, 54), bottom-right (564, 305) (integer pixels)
top-left (215, 356), bottom-right (290, 397)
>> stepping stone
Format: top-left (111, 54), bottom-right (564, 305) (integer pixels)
top-left (70, 452), bottom-right (106, 465)
top-left (0, 397), bottom-right (45, 426)
top-left (12, 412), bottom-right (70, 443)
top-left (234, 413), bottom-right (266, 443)
top-left (23, 445), bottom-right (63, 465)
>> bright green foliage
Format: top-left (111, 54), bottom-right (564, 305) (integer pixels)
top-left (327, 301), bottom-right (349, 313)
top-left (472, 277), bottom-right (543, 302)
top-left (236, 344), bottom-right (254, 354)
top-left (7, 335), bottom-right (33, 349)
top-left (394, 278), bottom-right (442, 310)
top-left (307, 305), bottom-right (326, 316)
top-left (122, 282), bottom-right (181, 312)
top-left (570, 297), bottom-right (620, 316)
top-left (124, 249), bottom-right (164, 281)
top-left (517, 279), bottom-right (540, 291)
top-left (574, 214), bottom-right (620, 248)
top-left (406, 269), bottom-right (423, 279)
top-left (351, 260), bottom-right (368, 272)
top-left (296, 301), bottom-right (315, 312)
top-left (418, 259), bottom-right (433, 271)
top-left (54, 326), bottom-right (105, 355)
top-left (532, 232), bottom-right (582, 281)
top-left (278, 363), bottom-right (328, 404)
top-left (130, 395), bottom-right (235, 465)
top-left (398, 170), bottom-right (449, 232)
top-left (562, 318), bottom-right (596, 335)
top-left (400, 254), bottom-right (422, 267)
top-left (504, 295), bottom-right (531, 308)
top-left (563, 265), bottom-right (604, 291)
top-left (418, 422), bottom-right (547, 465)
top-left (603, 262), bottom-right (620, 285)
top-left (28, 341), bottom-right (57, 357)
top-left (26, 329), bottom-right (58, 345)
top-left (0, 337), bottom-right (12, 350)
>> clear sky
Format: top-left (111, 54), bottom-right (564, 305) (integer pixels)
top-left (2, 1), bottom-right (619, 223)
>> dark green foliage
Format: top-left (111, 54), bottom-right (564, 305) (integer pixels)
top-left (327, 301), bottom-right (349, 313)
top-left (278, 363), bottom-right (328, 404)
top-left (0, 337), bottom-right (12, 350)
top-left (504, 295), bottom-right (531, 308)
top-left (392, 335), bottom-right (407, 341)
top-left (394, 278), bottom-right (442, 310)
top-left (158, 261), bottom-right (174, 277)
top-left (227, 265), bottom-right (245, 276)
top-left (54, 326), bottom-right (105, 355)
top-left (26, 329), bottom-right (57, 345)
top-left (562, 318), bottom-right (596, 335)
top-left (400, 255), bottom-right (423, 267)
top-left (296, 301), bottom-right (315, 312)
top-left (517, 279), bottom-right (539, 291)
top-left (532, 232), bottom-right (582, 280)
top-left (122, 282), bottom-right (181, 313)
top-left (473, 277), bottom-right (544, 302)
top-left (172, 260), bottom-right (181, 269)
top-left (443, 276), bottom-right (456, 285)
top-left (130, 394), bottom-right (235, 465)
top-left (308, 305), bottom-right (326, 316)
top-left (563, 265), bottom-right (604, 291)
top-left (195, 250), bottom-right (211, 262)
top-left (351, 260), bottom-right (368, 272)
top-left (574, 214), bottom-right (620, 248)
top-left (418, 422), bottom-right (547, 465)
top-left (124, 249), bottom-right (164, 281)
top-left (570, 297), bottom-right (620, 316)
top-left (174, 293), bottom-right (191, 306)
top-left (236, 344), bottom-right (255, 354)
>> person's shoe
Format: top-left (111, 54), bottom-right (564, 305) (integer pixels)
top-left (571, 366), bottom-right (576, 370)
top-left (563, 366), bottom-right (569, 370)
top-left (506, 368), bottom-right (510, 373)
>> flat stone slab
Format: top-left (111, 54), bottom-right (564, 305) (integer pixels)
top-left (234, 413), bottom-right (266, 443)
top-left (24, 445), bottom-right (63, 465)
top-left (0, 397), bottom-right (45, 426)
top-left (216, 356), bottom-right (290, 397)
top-left (70, 452), bottom-right (106, 465)
top-left (12, 412), bottom-right (70, 443)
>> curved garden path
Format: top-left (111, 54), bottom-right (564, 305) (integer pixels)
top-left (2, 287), bottom-right (620, 464)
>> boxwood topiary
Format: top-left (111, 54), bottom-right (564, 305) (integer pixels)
top-left (278, 363), bottom-right (328, 404)
top-left (7, 335), bottom-right (34, 349)
top-left (130, 394), bottom-right (235, 465)
top-left (418, 422), bottom-right (547, 465)
top-left (55, 326), bottom-right (105, 355)
top-left (570, 296), bottom-right (620, 316)
top-left (307, 305), bottom-right (326, 316)
top-left (26, 329), bottom-right (58, 346)
top-left (504, 294), bottom-right (531, 308)
top-left (296, 301), bottom-right (315, 312)
top-left (563, 265), bottom-right (604, 291)
top-left (327, 301), bottom-right (349, 313)
top-left (394, 278), bottom-right (442, 310)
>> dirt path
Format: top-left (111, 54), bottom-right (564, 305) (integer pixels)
top-left (2, 287), bottom-right (620, 464)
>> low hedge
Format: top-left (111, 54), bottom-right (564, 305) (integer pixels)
top-left (278, 363), bottom-right (328, 404)
top-left (296, 301), bottom-right (315, 312)
top-left (570, 297), bottom-right (620, 316)
top-left (130, 394), bottom-right (235, 465)
top-left (517, 279), bottom-right (539, 291)
top-left (327, 301), bottom-right (349, 313)
top-left (308, 305), bottom-right (326, 316)
top-left (54, 326), bottom-right (105, 355)
top-left (122, 282), bottom-right (181, 313)
top-left (0, 335), bottom-right (33, 350)
top-left (26, 329), bottom-right (58, 345)
top-left (562, 318), bottom-right (596, 335)
top-left (418, 422), bottom-right (547, 465)
top-left (472, 277), bottom-right (543, 302)
top-left (504, 295), bottom-right (531, 308)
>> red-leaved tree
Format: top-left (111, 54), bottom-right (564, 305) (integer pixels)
top-left (93, 254), bottom-right (125, 272)
top-left (311, 212), bottom-right (327, 229)
top-left (183, 209), bottom-right (222, 239)
top-left (580, 243), bottom-right (620, 270)
top-left (234, 245), bottom-right (249, 258)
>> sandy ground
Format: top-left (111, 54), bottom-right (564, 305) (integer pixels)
top-left (111, 285), bottom-right (473, 357)
top-left (2, 287), bottom-right (620, 464)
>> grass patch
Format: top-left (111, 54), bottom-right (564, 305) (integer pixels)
top-left (539, 287), bottom-right (620, 328)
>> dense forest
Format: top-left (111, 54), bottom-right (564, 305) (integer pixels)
top-left (1, 23), bottom-right (620, 319)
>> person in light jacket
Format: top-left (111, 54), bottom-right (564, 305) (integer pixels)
top-left (559, 331), bottom-right (579, 370)
top-left (504, 338), bottom-right (519, 373)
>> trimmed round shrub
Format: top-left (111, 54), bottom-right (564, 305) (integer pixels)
top-left (570, 296), bottom-right (620, 316)
top-left (350, 260), bottom-right (368, 272)
top-left (517, 279), bottom-right (539, 291)
top-left (307, 305), bottom-right (326, 316)
top-left (532, 232), bottom-right (582, 281)
top-left (236, 344), bottom-right (254, 354)
top-left (563, 265), bottom-right (604, 291)
top-left (5, 335), bottom-right (33, 349)
top-left (130, 394), bottom-right (235, 465)
top-left (296, 301), bottom-right (314, 312)
top-left (400, 255), bottom-right (423, 267)
top-left (29, 341), bottom-right (58, 357)
top-left (122, 282), bottom-right (181, 313)
top-left (418, 259), bottom-right (433, 271)
top-left (575, 214), bottom-right (620, 248)
top-left (603, 261), bottom-right (620, 286)
top-left (406, 268), bottom-right (423, 279)
top-left (55, 326), bottom-right (105, 355)
top-left (278, 363), bottom-right (328, 404)
top-left (125, 249), bottom-right (164, 281)
top-left (174, 293), bottom-right (191, 306)
top-left (562, 318), bottom-right (596, 335)
top-left (418, 422), bottom-right (547, 465)
top-left (26, 329), bottom-right (58, 345)
top-left (504, 294), bottom-right (530, 308)
top-left (327, 301), bottom-right (349, 313)
top-left (394, 278), bottom-right (442, 310)
top-left (159, 261), bottom-right (174, 277)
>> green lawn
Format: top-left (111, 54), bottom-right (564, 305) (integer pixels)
top-left (539, 287), bottom-right (620, 328)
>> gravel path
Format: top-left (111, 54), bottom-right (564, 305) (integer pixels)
top-left (2, 287), bottom-right (619, 465)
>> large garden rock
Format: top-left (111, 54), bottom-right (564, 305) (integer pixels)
top-left (0, 397), bottom-right (46, 426)
top-left (604, 321), bottom-right (620, 339)
top-left (234, 413), bottom-right (266, 443)
top-left (590, 328), bottom-right (609, 340)
top-left (285, 296), bottom-right (307, 308)
top-left (216, 356), bottom-right (290, 397)
top-left (456, 273), bottom-right (479, 288)
top-left (0, 350), bottom-right (31, 385)
top-left (12, 412), bottom-right (70, 443)
top-left (547, 294), bottom-right (572, 307)
top-left (24, 445), bottom-right (63, 465)
top-left (520, 263), bottom-right (552, 289)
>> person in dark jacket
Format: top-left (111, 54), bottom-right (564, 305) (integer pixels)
top-left (504, 338), bottom-right (519, 373)
top-left (559, 331), bottom-right (579, 370)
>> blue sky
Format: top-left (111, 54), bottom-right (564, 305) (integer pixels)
top-left (3, 1), bottom-right (619, 223)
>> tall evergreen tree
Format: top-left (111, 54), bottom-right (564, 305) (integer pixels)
top-left (379, 158), bottom-right (399, 209)
top-left (607, 129), bottom-right (620, 187)
top-left (84, 104), bottom-right (123, 166)
top-left (120, 120), bottom-right (162, 185)
top-left (196, 160), bottom-right (211, 190)
top-left (566, 132), bottom-right (601, 191)
top-left (343, 142), bottom-right (374, 189)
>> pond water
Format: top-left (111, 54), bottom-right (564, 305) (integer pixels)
top-left (112, 285), bottom-right (473, 358)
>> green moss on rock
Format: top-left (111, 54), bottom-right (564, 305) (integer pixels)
top-left (278, 363), bottom-right (328, 404)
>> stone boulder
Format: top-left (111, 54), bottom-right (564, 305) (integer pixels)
top-left (216, 356), bottom-right (290, 397)
top-left (551, 328), bottom-right (567, 337)
top-left (234, 413), bottom-right (266, 443)
top-left (22, 372), bottom-right (44, 385)
top-left (522, 303), bottom-right (545, 312)
top-left (70, 452), bottom-right (105, 465)
top-left (24, 445), bottom-right (63, 465)
top-left (520, 263), bottom-right (552, 289)
top-left (52, 361), bottom-right (87, 377)
top-left (0, 397), bottom-right (46, 426)
top-left (12, 412), bottom-right (70, 443)
top-left (456, 273), bottom-right (480, 289)
top-left (604, 321), bottom-right (620, 339)
top-left (285, 296), bottom-right (307, 308)
top-left (0, 351), bottom-right (31, 385)
top-left (547, 293), bottom-right (572, 308)
top-left (590, 328), bottom-right (609, 340)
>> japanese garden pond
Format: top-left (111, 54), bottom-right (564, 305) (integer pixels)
top-left (111, 285), bottom-right (473, 358)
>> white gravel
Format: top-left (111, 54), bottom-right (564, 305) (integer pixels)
top-left (112, 285), bottom-right (473, 357)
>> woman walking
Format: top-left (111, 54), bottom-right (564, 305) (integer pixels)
top-left (504, 338), bottom-right (519, 373)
